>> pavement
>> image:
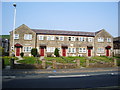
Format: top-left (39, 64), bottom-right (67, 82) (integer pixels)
top-left (2, 67), bottom-right (120, 78)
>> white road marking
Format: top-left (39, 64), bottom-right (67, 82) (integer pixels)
top-left (48, 73), bottom-right (119, 78)
top-left (48, 74), bottom-right (90, 78)
top-left (3, 76), bottom-right (16, 79)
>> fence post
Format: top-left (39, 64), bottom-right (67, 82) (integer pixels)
top-left (52, 59), bottom-right (56, 69)
top-left (114, 58), bottom-right (117, 66)
top-left (42, 59), bottom-right (46, 69)
top-left (76, 59), bottom-right (80, 68)
top-left (86, 59), bottom-right (89, 67)
top-left (10, 58), bottom-right (14, 69)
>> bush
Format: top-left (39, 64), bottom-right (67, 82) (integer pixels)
top-left (0, 46), bottom-right (4, 56)
top-left (54, 48), bottom-right (59, 57)
top-left (20, 52), bottom-right (24, 57)
top-left (31, 48), bottom-right (38, 57)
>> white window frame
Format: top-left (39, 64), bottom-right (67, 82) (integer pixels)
top-left (38, 35), bottom-right (44, 40)
top-left (47, 47), bottom-right (55, 52)
top-left (88, 37), bottom-right (93, 42)
top-left (107, 38), bottom-right (111, 42)
top-left (24, 34), bottom-right (32, 40)
top-left (14, 34), bottom-right (19, 39)
top-left (23, 47), bottom-right (32, 52)
top-left (79, 37), bottom-right (86, 42)
top-left (68, 37), bottom-right (75, 41)
top-left (68, 48), bottom-right (76, 53)
top-left (98, 37), bottom-right (104, 42)
top-left (47, 36), bottom-right (55, 40)
top-left (97, 48), bottom-right (104, 53)
top-left (79, 48), bottom-right (86, 53)
top-left (59, 36), bottom-right (64, 41)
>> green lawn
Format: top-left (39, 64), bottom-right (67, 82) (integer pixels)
top-left (17, 56), bottom-right (42, 64)
top-left (1, 56), bottom-right (18, 66)
top-left (91, 56), bottom-right (114, 62)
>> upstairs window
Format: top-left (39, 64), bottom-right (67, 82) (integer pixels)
top-left (14, 34), bottom-right (19, 39)
top-left (97, 48), bottom-right (104, 53)
top-left (47, 36), bottom-right (54, 40)
top-left (79, 48), bottom-right (86, 53)
top-left (88, 37), bottom-right (93, 42)
top-left (107, 38), bottom-right (111, 42)
top-left (38, 35), bottom-right (44, 40)
top-left (24, 34), bottom-right (32, 40)
top-left (79, 37), bottom-right (86, 42)
top-left (98, 37), bottom-right (104, 42)
top-left (59, 36), bottom-right (64, 41)
top-left (68, 37), bottom-right (75, 41)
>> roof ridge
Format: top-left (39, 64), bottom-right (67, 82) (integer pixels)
top-left (31, 29), bottom-right (95, 33)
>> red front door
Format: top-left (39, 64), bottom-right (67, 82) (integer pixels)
top-left (40, 48), bottom-right (44, 56)
top-left (16, 48), bottom-right (20, 56)
top-left (88, 49), bottom-right (91, 56)
top-left (106, 49), bottom-right (109, 56)
top-left (62, 48), bottom-right (66, 56)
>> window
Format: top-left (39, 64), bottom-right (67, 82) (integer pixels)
top-left (47, 36), bottom-right (54, 40)
top-left (107, 38), bottom-right (111, 42)
top-left (24, 34), bottom-right (32, 40)
top-left (24, 47), bottom-right (32, 52)
top-left (47, 47), bottom-right (55, 52)
top-left (88, 37), bottom-right (93, 42)
top-left (98, 37), bottom-right (104, 42)
top-left (97, 48), bottom-right (104, 53)
top-left (14, 34), bottom-right (19, 39)
top-left (79, 37), bottom-right (86, 42)
top-left (59, 36), bottom-right (64, 41)
top-left (38, 35), bottom-right (44, 40)
top-left (68, 48), bottom-right (76, 53)
top-left (68, 37), bottom-right (75, 41)
top-left (79, 48), bottom-right (86, 53)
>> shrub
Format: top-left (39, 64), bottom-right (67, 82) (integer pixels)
top-left (20, 52), bottom-right (24, 57)
top-left (54, 48), bottom-right (59, 57)
top-left (0, 46), bottom-right (4, 56)
top-left (31, 48), bottom-right (38, 57)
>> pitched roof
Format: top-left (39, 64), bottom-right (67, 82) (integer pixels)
top-left (32, 29), bottom-right (95, 36)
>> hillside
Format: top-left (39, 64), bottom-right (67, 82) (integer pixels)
top-left (0, 35), bottom-right (10, 39)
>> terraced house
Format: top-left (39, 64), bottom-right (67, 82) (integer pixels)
top-left (10, 24), bottom-right (113, 57)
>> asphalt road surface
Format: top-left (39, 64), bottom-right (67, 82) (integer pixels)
top-left (2, 71), bottom-right (120, 89)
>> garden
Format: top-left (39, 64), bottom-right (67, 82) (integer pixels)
top-left (1, 48), bottom-right (120, 69)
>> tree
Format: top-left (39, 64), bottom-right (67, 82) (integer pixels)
top-left (31, 48), bottom-right (38, 57)
top-left (54, 48), bottom-right (59, 57)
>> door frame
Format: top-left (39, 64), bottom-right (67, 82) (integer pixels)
top-left (62, 48), bottom-right (66, 56)
top-left (40, 47), bottom-right (45, 56)
top-left (15, 47), bottom-right (21, 56)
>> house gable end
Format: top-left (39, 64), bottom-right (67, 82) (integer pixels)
top-left (95, 29), bottom-right (113, 38)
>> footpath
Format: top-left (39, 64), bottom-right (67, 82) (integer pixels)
top-left (2, 67), bottom-right (120, 76)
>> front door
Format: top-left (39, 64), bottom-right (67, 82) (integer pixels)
top-left (16, 48), bottom-right (20, 56)
top-left (40, 48), bottom-right (44, 56)
top-left (106, 49), bottom-right (109, 56)
top-left (62, 48), bottom-right (66, 56)
top-left (88, 49), bottom-right (91, 56)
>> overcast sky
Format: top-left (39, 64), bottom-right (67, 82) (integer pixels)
top-left (2, 2), bottom-right (118, 37)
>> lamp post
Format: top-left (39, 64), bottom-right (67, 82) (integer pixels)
top-left (12, 3), bottom-right (16, 56)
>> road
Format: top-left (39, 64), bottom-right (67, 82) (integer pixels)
top-left (2, 70), bottom-right (120, 89)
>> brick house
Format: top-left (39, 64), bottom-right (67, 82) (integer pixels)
top-left (9, 24), bottom-right (113, 57)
